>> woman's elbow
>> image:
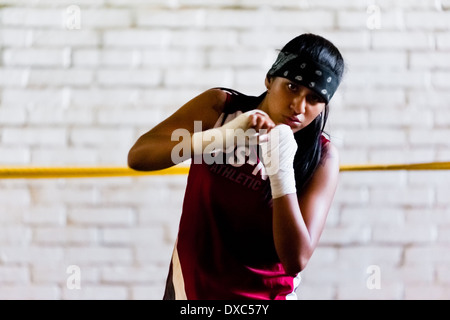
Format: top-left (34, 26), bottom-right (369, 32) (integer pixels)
top-left (128, 149), bottom-right (147, 171)
top-left (282, 255), bottom-right (310, 276)
top-left (127, 151), bottom-right (139, 170)
top-left (128, 147), bottom-right (176, 171)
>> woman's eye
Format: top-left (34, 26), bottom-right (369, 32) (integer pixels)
top-left (307, 94), bottom-right (322, 105)
top-left (287, 83), bottom-right (299, 92)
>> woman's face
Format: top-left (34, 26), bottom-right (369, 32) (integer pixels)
top-left (260, 77), bottom-right (326, 134)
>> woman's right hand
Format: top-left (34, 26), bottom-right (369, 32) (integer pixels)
top-left (247, 110), bottom-right (275, 133)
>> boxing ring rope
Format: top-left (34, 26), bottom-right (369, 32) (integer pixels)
top-left (0, 161), bottom-right (450, 179)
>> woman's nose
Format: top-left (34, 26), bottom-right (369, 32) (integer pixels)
top-left (291, 96), bottom-right (306, 115)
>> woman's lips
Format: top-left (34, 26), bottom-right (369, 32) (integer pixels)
top-left (285, 115), bottom-right (301, 127)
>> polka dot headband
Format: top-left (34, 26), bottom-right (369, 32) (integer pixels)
top-left (267, 51), bottom-right (340, 104)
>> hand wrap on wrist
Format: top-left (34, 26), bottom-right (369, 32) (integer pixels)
top-left (191, 109), bottom-right (269, 155)
top-left (260, 124), bottom-right (298, 199)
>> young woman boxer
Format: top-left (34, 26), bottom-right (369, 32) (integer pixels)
top-left (128, 33), bottom-right (345, 300)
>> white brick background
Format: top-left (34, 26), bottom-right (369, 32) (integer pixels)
top-left (0, 0), bottom-right (450, 299)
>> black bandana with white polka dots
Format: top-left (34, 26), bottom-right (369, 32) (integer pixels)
top-left (267, 51), bottom-right (340, 104)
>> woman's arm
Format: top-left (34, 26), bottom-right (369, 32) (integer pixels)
top-left (272, 143), bottom-right (340, 275)
top-left (128, 88), bottom-right (228, 171)
top-left (128, 88), bottom-right (275, 171)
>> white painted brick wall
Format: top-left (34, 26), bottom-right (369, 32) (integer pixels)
top-left (1, 0), bottom-right (450, 300)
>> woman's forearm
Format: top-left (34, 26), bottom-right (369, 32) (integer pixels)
top-left (272, 193), bottom-right (313, 276)
top-left (128, 131), bottom-right (191, 171)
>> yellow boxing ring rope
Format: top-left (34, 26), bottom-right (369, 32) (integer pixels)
top-left (0, 162), bottom-right (450, 179)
